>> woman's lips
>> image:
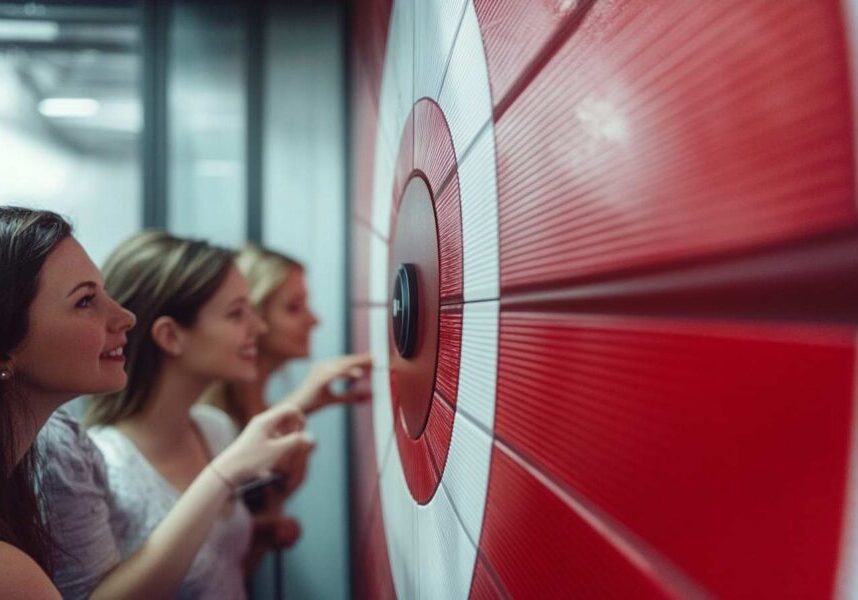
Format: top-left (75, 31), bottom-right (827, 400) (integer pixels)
top-left (100, 346), bottom-right (125, 362)
top-left (238, 346), bottom-right (258, 361)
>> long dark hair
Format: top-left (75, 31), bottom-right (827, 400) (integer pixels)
top-left (86, 231), bottom-right (234, 426)
top-left (0, 206), bottom-right (72, 574)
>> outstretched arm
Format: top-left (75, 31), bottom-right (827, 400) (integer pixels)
top-left (90, 405), bottom-right (311, 599)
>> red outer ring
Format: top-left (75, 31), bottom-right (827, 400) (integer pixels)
top-left (388, 99), bottom-right (463, 504)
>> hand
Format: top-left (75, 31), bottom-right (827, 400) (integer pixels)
top-left (212, 403), bottom-right (314, 486)
top-left (252, 514), bottom-right (302, 550)
top-left (271, 432), bottom-right (313, 499)
top-left (243, 513), bottom-right (302, 572)
top-left (290, 353), bottom-right (372, 415)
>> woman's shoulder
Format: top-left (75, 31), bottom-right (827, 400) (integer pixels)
top-left (191, 403), bottom-right (239, 454)
top-left (0, 542), bottom-right (60, 600)
top-left (38, 406), bottom-right (86, 451)
top-left (37, 407), bottom-right (108, 491)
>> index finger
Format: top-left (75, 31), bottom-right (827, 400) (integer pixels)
top-left (336, 352), bottom-right (372, 371)
top-left (259, 401), bottom-right (305, 428)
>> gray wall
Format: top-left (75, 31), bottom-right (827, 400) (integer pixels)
top-left (166, 2), bottom-right (247, 246)
top-left (160, 4), bottom-right (350, 597)
top-left (257, 3), bottom-right (350, 599)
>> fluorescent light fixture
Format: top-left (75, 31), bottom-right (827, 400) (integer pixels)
top-left (38, 98), bottom-right (100, 118)
top-left (0, 20), bottom-right (59, 42)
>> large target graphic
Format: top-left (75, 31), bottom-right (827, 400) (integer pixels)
top-left (350, 1), bottom-right (858, 598)
top-left (367, 0), bottom-right (499, 597)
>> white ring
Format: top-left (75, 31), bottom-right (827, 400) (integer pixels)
top-left (369, 0), bottom-right (500, 597)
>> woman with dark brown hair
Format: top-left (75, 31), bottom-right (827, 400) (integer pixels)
top-left (0, 207), bottom-right (81, 599)
top-left (0, 207), bottom-right (314, 599)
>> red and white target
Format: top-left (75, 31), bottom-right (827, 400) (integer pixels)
top-left (350, 1), bottom-right (858, 598)
top-left (366, 1), bottom-right (499, 597)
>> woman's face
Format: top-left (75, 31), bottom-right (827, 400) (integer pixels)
top-left (9, 237), bottom-right (136, 400)
top-left (176, 265), bottom-right (268, 383)
top-left (259, 270), bottom-right (319, 362)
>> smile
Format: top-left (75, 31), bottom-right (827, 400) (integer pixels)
top-left (100, 345), bottom-right (125, 360)
top-left (238, 345), bottom-right (258, 360)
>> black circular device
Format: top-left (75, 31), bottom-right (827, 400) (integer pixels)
top-left (392, 263), bottom-right (418, 359)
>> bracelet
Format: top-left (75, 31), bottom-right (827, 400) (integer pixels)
top-left (208, 462), bottom-right (236, 495)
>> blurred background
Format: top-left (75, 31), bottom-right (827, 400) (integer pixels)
top-left (0, 1), bottom-right (350, 598)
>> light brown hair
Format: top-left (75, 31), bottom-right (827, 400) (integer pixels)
top-left (86, 231), bottom-right (234, 426)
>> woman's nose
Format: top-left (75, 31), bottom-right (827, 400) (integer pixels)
top-left (253, 310), bottom-right (269, 336)
top-left (109, 299), bottom-right (136, 332)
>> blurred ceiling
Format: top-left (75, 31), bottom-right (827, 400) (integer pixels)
top-left (0, 1), bottom-right (141, 156)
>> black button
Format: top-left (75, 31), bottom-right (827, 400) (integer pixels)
top-left (392, 263), bottom-right (418, 358)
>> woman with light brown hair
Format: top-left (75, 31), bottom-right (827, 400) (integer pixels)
top-left (80, 232), bottom-right (368, 599)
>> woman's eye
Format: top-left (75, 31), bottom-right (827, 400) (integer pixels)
top-left (228, 308), bottom-right (244, 320)
top-left (75, 294), bottom-right (96, 309)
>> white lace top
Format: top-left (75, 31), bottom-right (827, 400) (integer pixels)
top-left (90, 404), bottom-right (253, 600)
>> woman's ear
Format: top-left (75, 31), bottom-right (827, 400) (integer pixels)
top-left (0, 354), bottom-right (13, 382)
top-left (150, 316), bottom-right (185, 356)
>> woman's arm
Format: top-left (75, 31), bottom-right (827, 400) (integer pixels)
top-left (0, 543), bottom-right (60, 600)
top-left (90, 464), bottom-right (231, 600)
top-left (90, 404), bottom-right (311, 600)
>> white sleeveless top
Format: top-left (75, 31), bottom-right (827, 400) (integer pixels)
top-left (90, 404), bottom-right (253, 600)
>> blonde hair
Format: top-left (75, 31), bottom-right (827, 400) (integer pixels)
top-left (235, 243), bottom-right (303, 309)
top-left (86, 231), bottom-right (235, 426)
top-left (201, 244), bottom-right (303, 424)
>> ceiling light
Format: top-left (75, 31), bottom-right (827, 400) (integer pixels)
top-left (0, 19), bottom-right (59, 42)
top-left (38, 98), bottom-right (100, 118)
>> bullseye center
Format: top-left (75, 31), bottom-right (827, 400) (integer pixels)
top-left (389, 175), bottom-right (439, 439)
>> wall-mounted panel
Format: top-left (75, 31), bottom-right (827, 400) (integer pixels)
top-left (349, 1), bottom-right (858, 597)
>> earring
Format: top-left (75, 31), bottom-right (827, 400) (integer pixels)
top-left (0, 368), bottom-right (10, 381)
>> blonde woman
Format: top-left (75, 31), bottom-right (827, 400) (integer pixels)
top-left (202, 244), bottom-right (369, 560)
top-left (207, 244), bottom-right (368, 426)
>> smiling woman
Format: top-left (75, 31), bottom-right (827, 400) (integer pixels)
top-left (69, 231), bottom-right (366, 599)
top-left (82, 232), bottom-right (268, 599)
top-left (12, 238), bottom-right (136, 399)
top-left (0, 207), bottom-right (76, 600)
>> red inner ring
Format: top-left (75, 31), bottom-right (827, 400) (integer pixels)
top-left (389, 175), bottom-right (439, 439)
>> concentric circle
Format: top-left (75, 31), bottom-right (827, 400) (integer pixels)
top-left (389, 174), bottom-right (439, 442)
top-left (387, 102), bottom-right (459, 505)
top-left (368, 0), bottom-right (501, 596)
